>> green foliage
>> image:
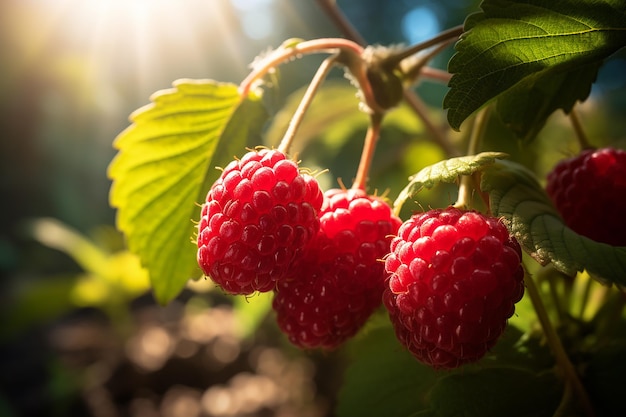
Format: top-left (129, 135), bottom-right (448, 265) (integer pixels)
top-left (481, 160), bottom-right (626, 285)
top-left (232, 292), bottom-right (273, 339)
top-left (337, 322), bottom-right (439, 417)
top-left (584, 342), bottom-right (626, 416)
top-left (108, 80), bottom-right (268, 304)
top-left (444, 0), bottom-right (626, 137)
top-left (4, 219), bottom-right (150, 339)
top-left (426, 368), bottom-right (561, 417)
top-left (338, 320), bottom-right (560, 417)
top-left (103, 3), bottom-right (626, 416)
top-left (265, 82), bottom-right (446, 200)
top-left (393, 152), bottom-right (507, 215)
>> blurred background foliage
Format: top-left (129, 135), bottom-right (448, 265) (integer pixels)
top-left (1, 0), bottom-right (625, 416)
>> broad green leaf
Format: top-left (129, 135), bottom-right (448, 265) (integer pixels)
top-left (109, 79), bottom-right (268, 304)
top-left (481, 160), bottom-right (626, 286)
top-left (337, 320), bottom-right (554, 417)
top-left (393, 152), bottom-right (507, 215)
top-left (444, 0), bottom-right (626, 132)
top-left (495, 61), bottom-right (601, 140)
top-left (337, 322), bottom-right (439, 417)
top-left (428, 368), bottom-right (561, 417)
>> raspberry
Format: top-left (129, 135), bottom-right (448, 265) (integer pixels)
top-left (197, 149), bottom-right (323, 295)
top-left (546, 147), bottom-right (626, 246)
top-left (383, 207), bottom-right (525, 369)
top-left (272, 188), bottom-right (402, 349)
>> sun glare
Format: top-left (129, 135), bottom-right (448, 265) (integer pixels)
top-left (30, 0), bottom-right (261, 100)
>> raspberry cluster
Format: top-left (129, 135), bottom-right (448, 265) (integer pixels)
top-left (546, 147), bottom-right (626, 246)
top-left (197, 151), bottom-right (524, 362)
top-left (383, 207), bottom-right (525, 369)
top-left (272, 188), bottom-right (402, 349)
top-left (197, 149), bottom-right (323, 295)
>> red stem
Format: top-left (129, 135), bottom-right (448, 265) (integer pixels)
top-left (239, 38), bottom-right (363, 97)
top-left (352, 113), bottom-right (383, 191)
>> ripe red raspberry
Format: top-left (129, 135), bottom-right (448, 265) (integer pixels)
top-left (383, 207), bottom-right (524, 369)
top-left (272, 188), bottom-right (402, 349)
top-left (197, 149), bottom-right (323, 295)
top-left (546, 147), bottom-right (626, 246)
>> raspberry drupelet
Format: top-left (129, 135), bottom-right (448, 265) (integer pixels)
top-left (197, 149), bottom-right (323, 295)
top-left (272, 188), bottom-right (402, 349)
top-left (546, 147), bottom-right (626, 246)
top-left (384, 207), bottom-right (525, 369)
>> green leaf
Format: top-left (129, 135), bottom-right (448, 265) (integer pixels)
top-left (444, 0), bottom-right (626, 132)
top-left (108, 79), bottom-right (268, 304)
top-left (585, 342), bottom-right (626, 416)
top-left (481, 160), bottom-right (626, 286)
top-left (336, 321), bottom-right (555, 417)
top-left (337, 322), bottom-right (439, 417)
top-left (495, 61), bottom-right (601, 140)
top-left (428, 367), bottom-right (561, 417)
top-left (393, 152), bottom-right (507, 215)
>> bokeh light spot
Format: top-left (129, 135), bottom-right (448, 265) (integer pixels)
top-left (402, 5), bottom-right (441, 44)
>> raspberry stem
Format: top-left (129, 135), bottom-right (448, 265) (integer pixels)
top-left (314, 0), bottom-right (458, 157)
top-left (419, 67), bottom-right (453, 84)
top-left (315, 0), bottom-right (366, 46)
top-left (525, 268), bottom-right (596, 417)
top-left (454, 107), bottom-right (489, 209)
top-left (378, 25), bottom-right (464, 68)
top-left (402, 91), bottom-right (460, 157)
top-left (569, 107), bottom-right (593, 150)
top-left (352, 113), bottom-right (383, 191)
top-left (277, 55), bottom-right (338, 154)
top-left (238, 38), bottom-right (364, 97)
top-left (402, 43), bottom-right (455, 86)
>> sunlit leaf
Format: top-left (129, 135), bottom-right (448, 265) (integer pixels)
top-left (444, 0), bottom-right (626, 132)
top-left (393, 152), bottom-right (507, 215)
top-left (109, 79), bottom-right (268, 304)
top-left (481, 160), bottom-right (626, 285)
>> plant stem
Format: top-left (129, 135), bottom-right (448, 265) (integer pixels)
top-left (314, 0), bottom-right (459, 157)
top-left (420, 67), bottom-right (453, 84)
top-left (402, 91), bottom-right (459, 157)
top-left (525, 270), bottom-right (596, 417)
top-left (548, 273), bottom-right (567, 324)
top-left (569, 108), bottom-right (593, 150)
top-left (403, 42), bottom-right (455, 85)
top-left (315, 0), bottom-right (367, 46)
top-left (277, 55), bottom-right (338, 154)
top-left (352, 113), bottom-right (383, 191)
top-left (239, 38), bottom-right (363, 97)
top-left (454, 107), bottom-right (489, 209)
top-left (381, 25), bottom-right (464, 68)
top-left (577, 273), bottom-right (593, 320)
